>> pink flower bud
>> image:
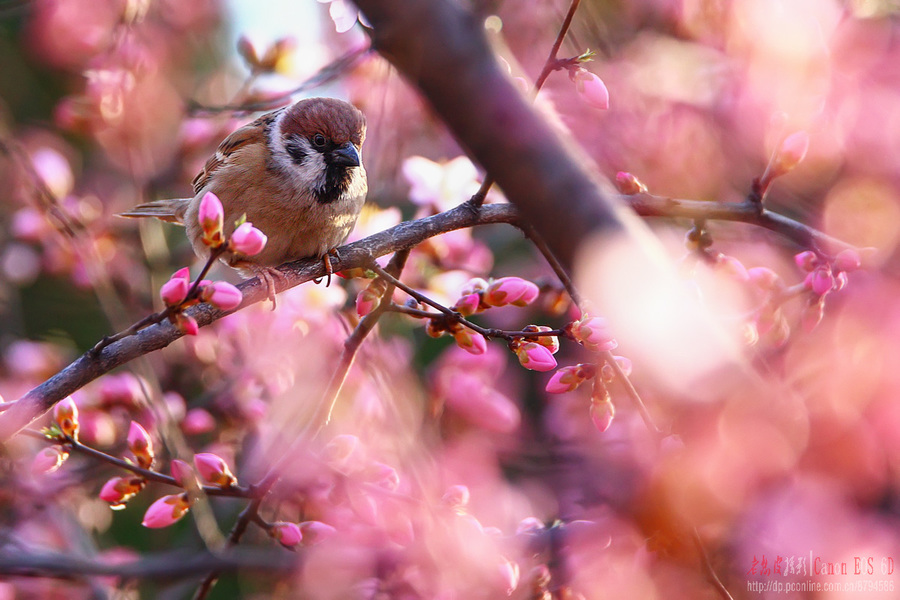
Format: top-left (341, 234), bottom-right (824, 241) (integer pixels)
top-left (198, 192), bottom-right (224, 247)
top-left (615, 171), bottom-right (646, 195)
top-left (834, 249), bottom-right (861, 272)
top-left (142, 493), bottom-right (192, 528)
top-left (590, 399), bottom-right (615, 433)
top-left (127, 421), bottom-right (154, 469)
top-left (32, 446), bottom-right (68, 475)
top-left (515, 342), bottom-right (557, 372)
top-left (748, 267), bottom-right (781, 291)
top-left (230, 222), bottom-right (268, 256)
top-left (453, 328), bottom-right (487, 355)
top-left (601, 355), bottom-right (633, 381)
top-left (483, 277), bottom-right (539, 308)
top-left (460, 277), bottom-right (489, 296)
top-left (524, 325), bottom-right (559, 354)
top-left (200, 281), bottom-right (243, 311)
top-left (794, 251), bottom-right (818, 272)
top-left (807, 267), bottom-right (834, 296)
top-left (53, 396), bottom-right (79, 439)
top-left (170, 459), bottom-right (196, 488)
top-left (572, 69), bottom-right (610, 110)
top-left (100, 476), bottom-right (146, 508)
top-left (716, 255), bottom-right (749, 282)
top-left (270, 522), bottom-right (303, 548)
top-left (355, 287), bottom-right (380, 317)
top-left (570, 315), bottom-right (617, 352)
top-left (441, 484), bottom-right (470, 510)
top-left (363, 462), bottom-right (400, 491)
top-left (193, 453), bottom-right (237, 488)
top-left (182, 408), bottom-right (216, 435)
top-left (545, 364), bottom-right (591, 394)
top-left (174, 313), bottom-right (199, 336)
top-left (160, 269), bottom-right (191, 306)
top-left (773, 131), bottom-right (809, 175)
top-left (299, 521), bottom-right (337, 546)
top-left (453, 292), bottom-right (481, 316)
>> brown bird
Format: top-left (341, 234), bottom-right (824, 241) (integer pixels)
top-left (122, 97), bottom-right (367, 303)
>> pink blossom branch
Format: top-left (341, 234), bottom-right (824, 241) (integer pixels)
top-left (0, 194), bottom-right (853, 443)
top-left (23, 430), bottom-right (252, 498)
top-left (0, 203), bottom-right (519, 443)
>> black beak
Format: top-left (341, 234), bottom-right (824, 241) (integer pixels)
top-left (329, 142), bottom-right (361, 167)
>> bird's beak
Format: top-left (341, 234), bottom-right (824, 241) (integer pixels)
top-left (329, 142), bottom-right (361, 167)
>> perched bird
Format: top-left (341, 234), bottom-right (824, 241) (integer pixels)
top-left (122, 97), bottom-right (367, 302)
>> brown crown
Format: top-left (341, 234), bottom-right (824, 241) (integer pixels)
top-left (280, 97), bottom-right (366, 146)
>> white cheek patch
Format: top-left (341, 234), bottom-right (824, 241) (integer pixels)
top-left (269, 121), bottom-right (328, 194)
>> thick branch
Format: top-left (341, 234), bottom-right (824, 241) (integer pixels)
top-left (0, 203), bottom-right (518, 443)
top-left (353, 0), bottom-right (634, 270)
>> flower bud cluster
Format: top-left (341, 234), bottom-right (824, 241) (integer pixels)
top-left (158, 192), bottom-right (266, 335)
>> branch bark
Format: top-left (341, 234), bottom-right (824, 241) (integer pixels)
top-left (353, 0), bottom-right (636, 270)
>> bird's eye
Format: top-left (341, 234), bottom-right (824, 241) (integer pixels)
top-left (312, 134), bottom-right (327, 148)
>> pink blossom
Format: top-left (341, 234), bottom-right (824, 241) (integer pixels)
top-left (515, 342), bottom-right (557, 372)
top-left (453, 292), bottom-right (481, 316)
top-left (573, 69), bottom-right (610, 110)
top-left (127, 421), bottom-right (154, 468)
top-left (363, 462), bottom-right (400, 491)
top-left (570, 315), bottom-right (617, 352)
top-left (716, 255), bottom-right (749, 282)
top-left (545, 364), bottom-right (592, 394)
top-left (590, 399), bottom-right (615, 433)
top-left (230, 222), bottom-right (268, 256)
top-left (807, 267), bottom-right (835, 295)
top-left (11, 208), bottom-right (51, 242)
top-left (444, 373), bottom-right (521, 432)
top-left (401, 155), bottom-right (480, 210)
top-left (142, 493), bottom-right (192, 528)
top-left (99, 476), bottom-right (145, 508)
top-left (31, 446), bottom-right (68, 475)
top-left (299, 521), bottom-right (337, 546)
top-left (198, 191), bottom-right (224, 247)
top-left (773, 131), bottom-right (809, 175)
top-left (175, 313), bottom-right (199, 336)
top-left (834, 249), bottom-right (862, 272)
top-left (201, 281), bottom-right (243, 311)
top-left (193, 453), bottom-right (237, 488)
top-left (527, 325), bottom-right (559, 354)
top-left (182, 408), bottom-right (216, 435)
top-left (794, 251), bottom-right (818, 272)
top-left (160, 269), bottom-right (191, 306)
top-left (270, 522), bottom-right (303, 547)
top-left (615, 171), bottom-right (646, 195)
top-left (452, 328), bottom-right (487, 355)
top-left (355, 287), bottom-right (380, 317)
top-left (483, 277), bottom-right (539, 308)
top-left (53, 396), bottom-right (79, 438)
top-left (601, 355), bottom-right (633, 381)
top-left (748, 267), bottom-right (781, 291)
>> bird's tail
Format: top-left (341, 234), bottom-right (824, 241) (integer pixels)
top-left (118, 198), bottom-right (190, 224)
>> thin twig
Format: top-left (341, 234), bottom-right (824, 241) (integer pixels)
top-left (23, 430), bottom-right (252, 498)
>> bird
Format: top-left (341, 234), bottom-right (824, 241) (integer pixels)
top-left (121, 97), bottom-right (367, 304)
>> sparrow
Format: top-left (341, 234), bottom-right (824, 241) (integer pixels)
top-left (122, 97), bottom-right (367, 303)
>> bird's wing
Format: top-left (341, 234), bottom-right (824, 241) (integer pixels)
top-left (191, 109), bottom-right (284, 195)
